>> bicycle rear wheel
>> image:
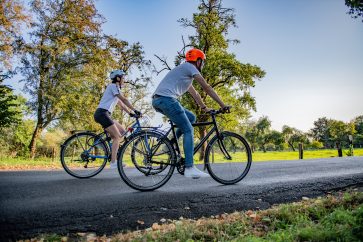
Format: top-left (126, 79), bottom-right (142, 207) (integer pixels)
top-left (60, 133), bottom-right (108, 178)
top-left (205, 131), bottom-right (252, 184)
top-left (118, 131), bottom-right (175, 191)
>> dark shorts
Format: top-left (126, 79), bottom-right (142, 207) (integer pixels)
top-left (94, 108), bottom-right (114, 129)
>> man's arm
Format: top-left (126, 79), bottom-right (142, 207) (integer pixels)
top-left (187, 85), bottom-right (206, 108)
top-left (193, 74), bottom-right (226, 108)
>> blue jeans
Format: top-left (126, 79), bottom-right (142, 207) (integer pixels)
top-left (152, 96), bottom-right (196, 168)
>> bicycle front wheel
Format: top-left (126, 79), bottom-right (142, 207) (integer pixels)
top-left (118, 131), bottom-right (176, 191)
top-left (60, 133), bottom-right (108, 178)
top-left (205, 131), bottom-right (252, 185)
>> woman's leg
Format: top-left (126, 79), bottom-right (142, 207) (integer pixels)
top-left (113, 120), bottom-right (126, 135)
top-left (104, 124), bottom-right (121, 163)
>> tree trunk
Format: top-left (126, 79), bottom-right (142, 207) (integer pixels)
top-left (251, 144), bottom-right (255, 153)
top-left (289, 142), bottom-right (296, 152)
top-left (28, 123), bottom-right (44, 159)
top-left (262, 144), bottom-right (266, 153)
top-left (198, 126), bottom-right (207, 161)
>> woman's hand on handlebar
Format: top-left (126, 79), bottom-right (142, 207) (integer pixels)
top-left (129, 110), bottom-right (143, 118)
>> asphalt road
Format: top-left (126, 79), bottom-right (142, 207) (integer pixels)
top-left (1, 156), bottom-right (363, 241)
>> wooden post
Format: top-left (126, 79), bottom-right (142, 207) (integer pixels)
top-left (336, 142), bottom-right (342, 157)
top-left (299, 143), bottom-right (303, 159)
top-left (71, 145), bottom-right (75, 163)
top-left (52, 147), bottom-right (55, 162)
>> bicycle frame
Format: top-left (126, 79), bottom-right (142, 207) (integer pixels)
top-left (84, 118), bottom-right (145, 159)
top-left (148, 112), bottom-right (232, 163)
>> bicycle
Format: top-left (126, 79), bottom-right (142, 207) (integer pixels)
top-left (60, 115), bottom-right (148, 178)
top-left (117, 107), bottom-right (252, 191)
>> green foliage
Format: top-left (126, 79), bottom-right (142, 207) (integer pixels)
top-left (282, 125), bottom-right (305, 151)
top-left (309, 117), bottom-right (332, 148)
top-left (345, 0), bottom-right (363, 22)
top-left (310, 140), bottom-right (324, 149)
top-left (0, 119), bottom-right (37, 158)
top-left (0, 0), bottom-right (31, 71)
top-left (0, 83), bottom-right (22, 129)
top-left (330, 120), bottom-right (355, 146)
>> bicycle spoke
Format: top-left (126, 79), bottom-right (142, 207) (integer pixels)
top-left (61, 133), bottom-right (108, 178)
top-left (206, 132), bottom-right (252, 184)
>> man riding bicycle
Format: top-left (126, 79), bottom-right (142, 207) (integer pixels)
top-left (152, 49), bottom-right (229, 179)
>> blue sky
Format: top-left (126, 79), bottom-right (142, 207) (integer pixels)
top-left (5, 0), bottom-right (363, 132)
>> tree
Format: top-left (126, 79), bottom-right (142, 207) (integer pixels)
top-left (352, 115), bottom-right (363, 135)
top-left (56, 38), bottom-right (154, 132)
top-left (282, 125), bottom-right (305, 151)
top-left (310, 117), bottom-right (333, 148)
top-left (0, 84), bottom-right (22, 129)
top-left (20, 0), bottom-right (107, 158)
top-left (329, 120), bottom-right (355, 145)
top-left (157, 0), bottom-right (265, 160)
top-left (345, 0), bottom-right (363, 22)
top-left (255, 116), bottom-right (272, 153)
top-left (0, 0), bottom-right (31, 71)
top-left (245, 120), bottom-right (258, 153)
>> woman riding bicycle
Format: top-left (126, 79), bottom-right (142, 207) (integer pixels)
top-left (152, 49), bottom-right (229, 178)
top-left (94, 70), bottom-right (142, 169)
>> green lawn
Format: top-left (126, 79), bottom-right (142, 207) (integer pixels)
top-left (1, 148), bottom-right (362, 170)
top-left (251, 148), bottom-right (363, 162)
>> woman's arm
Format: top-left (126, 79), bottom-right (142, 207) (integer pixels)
top-left (117, 100), bottom-right (131, 114)
top-left (115, 93), bottom-right (136, 111)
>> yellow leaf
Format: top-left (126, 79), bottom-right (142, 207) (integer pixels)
top-left (77, 233), bottom-right (86, 237)
top-left (152, 223), bottom-right (160, 230)
top-left (137, 220), bottom-right (144, 225)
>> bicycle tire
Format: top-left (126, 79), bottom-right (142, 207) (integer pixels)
top-left (118, 131), bottom-right (176, 191)
top-left (60, 132), bottom-right (109, 178)
top-left (131, 136), bottom-right (170, 175)
top-left (205, 131), bottom-right (252, 184)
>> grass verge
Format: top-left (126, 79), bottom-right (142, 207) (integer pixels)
top-left (21, 189), bottom-right (363, 242)
top-left (1, 148), bottom-right (362, 170)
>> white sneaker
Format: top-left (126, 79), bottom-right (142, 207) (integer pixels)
top-left (110, 161), bottom-right (126, 169)
top-left (184, 166), bottom-right (210, 179)
top-left (110, 161), bottom-right (118, 169)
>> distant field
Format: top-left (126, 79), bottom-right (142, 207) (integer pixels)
top-left (0, 148), bottom-right (362, 170)
top-left (250, 148), bottom-right (363, 162)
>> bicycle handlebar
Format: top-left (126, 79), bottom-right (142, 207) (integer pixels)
top-left (207, 106), bottom-right (232, 116)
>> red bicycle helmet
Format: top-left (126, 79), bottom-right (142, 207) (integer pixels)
top-left (185, 49), bottom-right (206, 62)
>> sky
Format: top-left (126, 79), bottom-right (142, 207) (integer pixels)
top-left (4, 0), bottom-right (363, 132)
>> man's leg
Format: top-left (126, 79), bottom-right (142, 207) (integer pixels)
top-left (175, 108), bottom-right (196, 140)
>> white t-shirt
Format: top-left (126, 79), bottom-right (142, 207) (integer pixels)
top-left (152, 62), bottom-right (200, 98)
top-left (98, 83), bottom-right (121, 114)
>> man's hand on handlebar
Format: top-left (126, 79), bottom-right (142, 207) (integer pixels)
top-left (220, 105), bottom-right (232, 113)
top-left (203, 107), bottom-right (213, 113)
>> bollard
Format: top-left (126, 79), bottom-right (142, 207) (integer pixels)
top-left (299, 143), bottom-right (303, 159)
